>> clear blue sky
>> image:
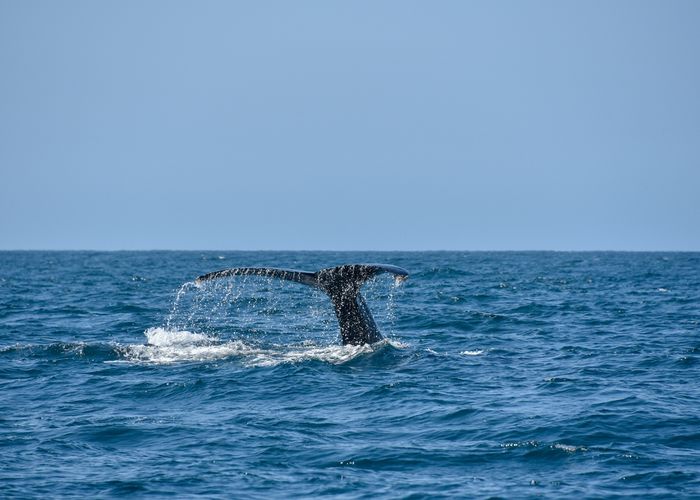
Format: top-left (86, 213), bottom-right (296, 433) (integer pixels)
top-left (1, 1), bottom-right (698, 250)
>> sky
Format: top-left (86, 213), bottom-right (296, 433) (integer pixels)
top-left (1, 1), bottom-right (699, 251)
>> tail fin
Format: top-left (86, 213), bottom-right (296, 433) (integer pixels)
top-left (314, 264), bottom-right (407, 293)
top-left (195, 267), bottom-right (318, 287)
top-left (194, 264), bottom-right (408, 345)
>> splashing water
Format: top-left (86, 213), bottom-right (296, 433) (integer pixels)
top-left (126, 272), bottom-right (405, 365)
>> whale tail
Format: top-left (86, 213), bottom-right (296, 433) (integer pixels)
top-left (195, 264), bottom-right (408, 345)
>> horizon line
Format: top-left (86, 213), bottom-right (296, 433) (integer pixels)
top-left (1, 248), bottom-right (698, 253)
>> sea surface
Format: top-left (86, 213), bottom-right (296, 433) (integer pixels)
top-left (1, 251), bottom-right (699, 498)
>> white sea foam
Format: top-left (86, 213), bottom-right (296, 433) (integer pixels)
top-left (553, 443), bottom-right (587, 453)
top-left (243, 342), bottom-right (375, 368)
top-left (460, 349), bottom-right (484, 356)
top-left (116, 327), bottom-right (403, 367)
top-left (145, 327), bottom-right (211, 346)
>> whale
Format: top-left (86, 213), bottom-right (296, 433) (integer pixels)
top-left (195, 264), bottom-right (408, 345)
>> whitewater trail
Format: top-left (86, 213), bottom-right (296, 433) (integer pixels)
top-left (115, 327), bottom-right (404, 367)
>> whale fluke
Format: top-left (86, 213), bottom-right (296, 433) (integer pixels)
top-left (195, 264), bottom-right (408, 345)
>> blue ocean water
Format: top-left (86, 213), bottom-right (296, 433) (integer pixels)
top-left (1, 251), bottom-right (699, 498)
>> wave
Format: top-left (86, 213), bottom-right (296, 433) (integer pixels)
top-left (0, 341), bottom-right (117, 360)
top-left (0, 327), bottom-right (407, 368)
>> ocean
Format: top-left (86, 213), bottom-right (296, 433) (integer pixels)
top-left (1, 251), bottom-right (699, 498)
